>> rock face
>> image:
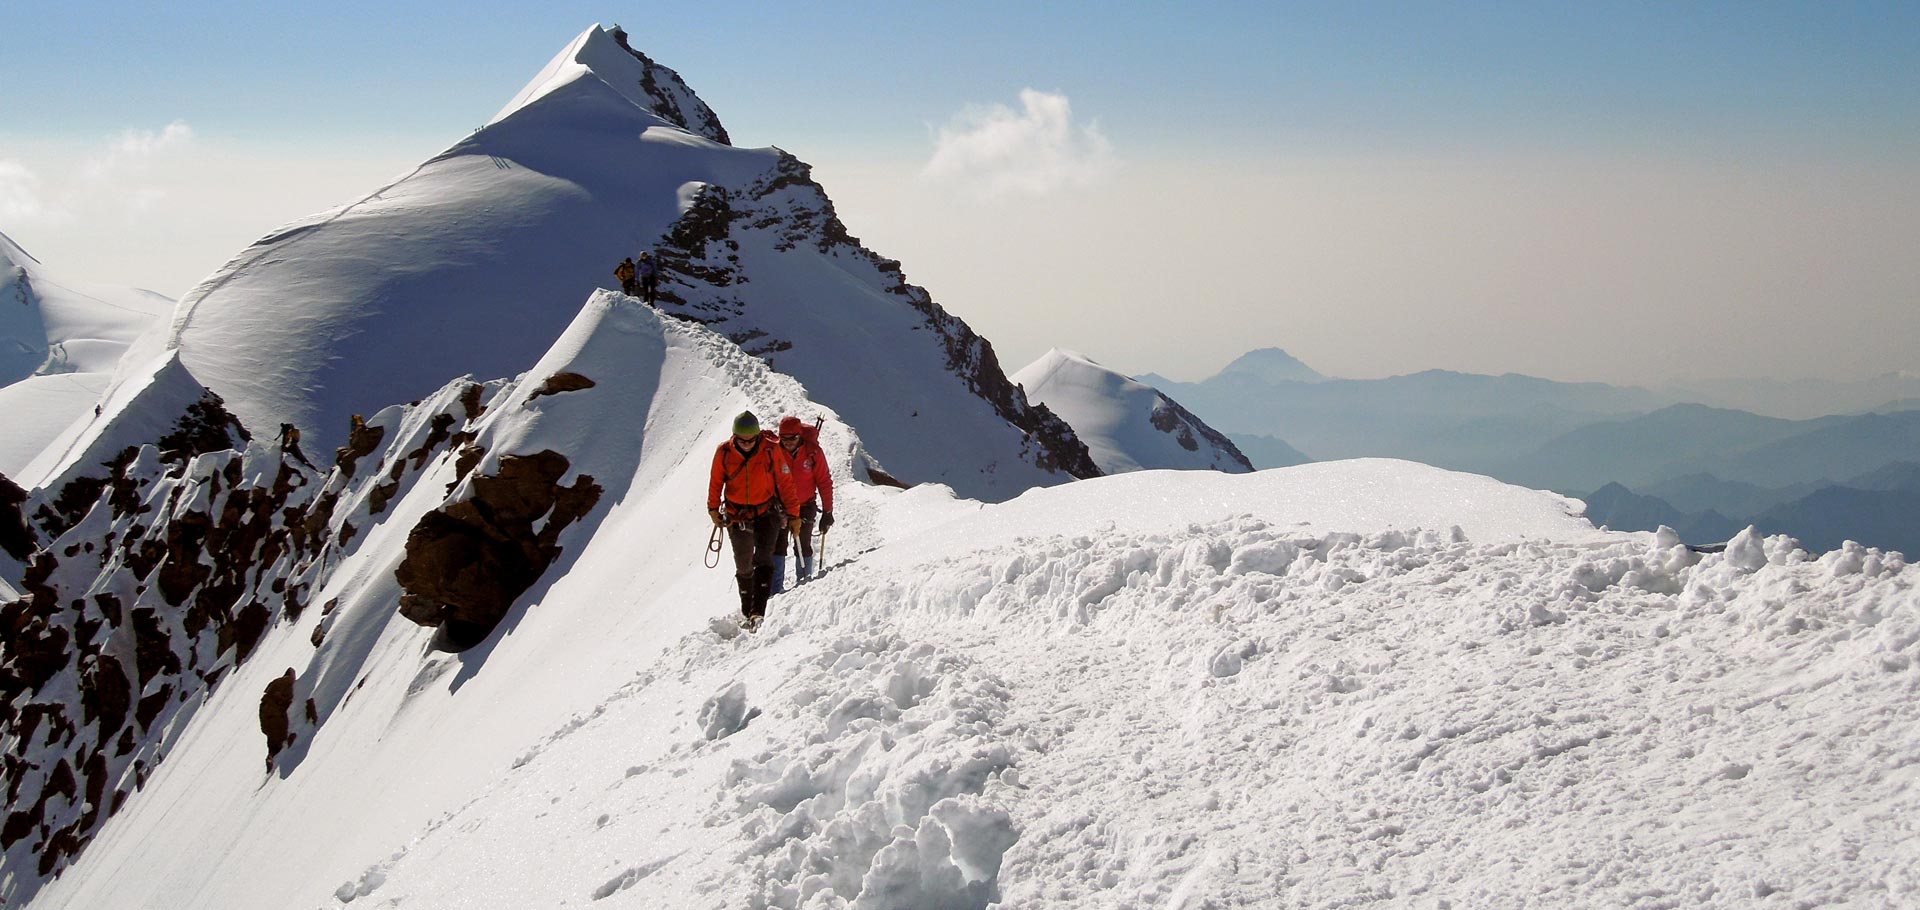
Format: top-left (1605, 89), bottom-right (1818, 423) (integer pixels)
top-left (0, 368), bottom-right (500, 888)
top-left (0, 432), bottom-right (320, 879)
top-left (604, 25), bottom-right (731, 145)
top-left (395, 451), bottom-right (602, 649)
top-left (652, 153), bottom-right (1100, 487)
top-left (0, 474), bottom-right (30, 562)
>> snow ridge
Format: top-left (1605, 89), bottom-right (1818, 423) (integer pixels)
top-left (341, 493), bottom-right (1916, 909)
top-left (1014, 347), bottom-right (1252, 474)
top-left (489, 25), bottom-right (729, 144)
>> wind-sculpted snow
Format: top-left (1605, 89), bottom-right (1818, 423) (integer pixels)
top-left (249, 462), bottom-right (1918, 909)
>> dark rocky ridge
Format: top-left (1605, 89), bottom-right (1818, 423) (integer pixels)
top-left (607, 25), bottom-right (731, 145)
top-left (1148, 395), bottom-right (1255, 471)
top-left (0, 372), bottom-right (551, 891)
top-left (652, 151), bottom-right (1100, 483)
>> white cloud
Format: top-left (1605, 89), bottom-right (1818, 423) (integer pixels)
top-left (922, 89), bottom-right (1115, 197)
top-left (81, 120), bottom-right (195, 183)
top-left (4, 121), bottom-right (196, 228)
top-left (0, 161), bottom-right (50, 222)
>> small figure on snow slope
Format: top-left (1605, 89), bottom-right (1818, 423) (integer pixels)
top-left (708, 411), bottom-right (802, 629)
top-left (614, 257), bottom-right (638, 297)
top-left (636, 250), bottom-right (659, 304)
top-left (772, 415), bottom-right (834, 592)
top-left (278, 422), bottom-right (314, 469)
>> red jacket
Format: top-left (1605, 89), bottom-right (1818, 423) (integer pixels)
top-left (708, 432), bottom-right (799, 518)
top-left (784, 427), bottom-right (833, 511)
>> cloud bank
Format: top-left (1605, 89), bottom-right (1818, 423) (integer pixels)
top-left (2, 120), bottom-right (195, 227)
top-left (922, 89), bottom-right (1115, 197)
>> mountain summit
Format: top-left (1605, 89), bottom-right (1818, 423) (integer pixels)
top-left (1013, 348), bottom-right (1253, 474)
top-left (167, 24), bottom-right (1093, 501)
top-left (1214, 346), bottom-right (1326, 384)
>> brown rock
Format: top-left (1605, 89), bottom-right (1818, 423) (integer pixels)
top-left (259, 668), bottom-right (296, 764)
top-left (0, 471), bottom-right (32, 560)
top-left (392, 450), bottom-right (602, 649)
top-left (333, 417), bottom-right (386, 480)
top-left (529, 371), bottom-right (597, 400)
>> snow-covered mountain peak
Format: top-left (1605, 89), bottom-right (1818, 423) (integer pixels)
top-left (1, 230), bottom-right (41, 270)
top-left (489, 24), bottom-right (730, 144)
top-left (0, 231), bottom-right (175, 479)
top-left (1214, 345), bottom-right (1326, 384)
top-left (1014, 347), bottom-right (1253, 474)
top-left (166, 28), bottom-right (1091, 501)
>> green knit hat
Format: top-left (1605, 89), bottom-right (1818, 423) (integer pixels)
top-left (732, 411), bottom-right (760, 438)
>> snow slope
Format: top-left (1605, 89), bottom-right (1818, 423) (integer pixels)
top-left (34, 453), bottom-right (1917, 909)
top-left (12, 293), bottom-right (890, 908)
top-left (167, 25), bottom-right (1090, 501)
top-left (1014, 348), bottom-right (1253, 474)
top-left (0, 232), bottom-right (174, 478)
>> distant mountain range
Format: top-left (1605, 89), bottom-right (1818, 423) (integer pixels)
top-left (1155, 346), bottom-right (1920, 554)
top-left (1658, 373), bottom-right (1920, 420)
top-left (1149, 349), bottom-right (1669, 475)
top-left (1502, 405), bottom-right (1920, 493)
top-left (1584, 462), bottom-right (1920, 554)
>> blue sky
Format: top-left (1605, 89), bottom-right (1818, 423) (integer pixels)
top-left (12, 2), bottom-right (1917, 151)
top-left (4, 2), bottom-right (1917, 383)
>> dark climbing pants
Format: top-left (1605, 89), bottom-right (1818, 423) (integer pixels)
top-left (639, 274), bottom-right (658, 304)
top-left (727, 510), bottom-right (782, 619)
top-left (773, 500), bottom-right (817, 562)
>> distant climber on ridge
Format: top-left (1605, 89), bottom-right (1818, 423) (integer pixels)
top-left (614, 257), bottom-right (638, 297)
top-left (277, 422), bottom-right (314, 469)
top-left (636, 250), bottom-right (659, 304)
top-left (772, 415), bottom-right (834, 591)
top-left (708, 411), bottom-right (802, 628)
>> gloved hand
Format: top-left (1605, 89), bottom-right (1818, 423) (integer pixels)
top-left (709, 509), bottom-right (724, 527)
top-left (820, 510), bottom-right (835, 531)
top-left (788, 517), bottom-right (804, 538)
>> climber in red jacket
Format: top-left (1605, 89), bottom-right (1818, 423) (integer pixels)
top-left (708, 411), bottom-right (802, 627)
top-left (771, 415), bottom-right (834, 591)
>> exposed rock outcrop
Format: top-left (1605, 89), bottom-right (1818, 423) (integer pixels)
top-left (0, 376), bottom-right (492, 886)
top-left (395, 451), bottom-right (602, 650)
top-left (529, 372), bottom-right (596, 400)
top-left (653, 152), bottom-right (1101, 484)
top-left (0, 473), bottom-right (29, 561)
top-left (605, 25), bottom-right (731, 145)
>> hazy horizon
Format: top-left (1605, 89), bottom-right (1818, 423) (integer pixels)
top-left (4, 2), bottom-right (1915, 389)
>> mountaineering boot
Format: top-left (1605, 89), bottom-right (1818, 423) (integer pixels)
top-left (750, 565), bottom-right (776, 625)
top-left (771, 555), bottom-right (787, 595)
top-left (797, 556), bottom-right (814, 585)
top-left (736, 575), bottom-right (754, 622)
